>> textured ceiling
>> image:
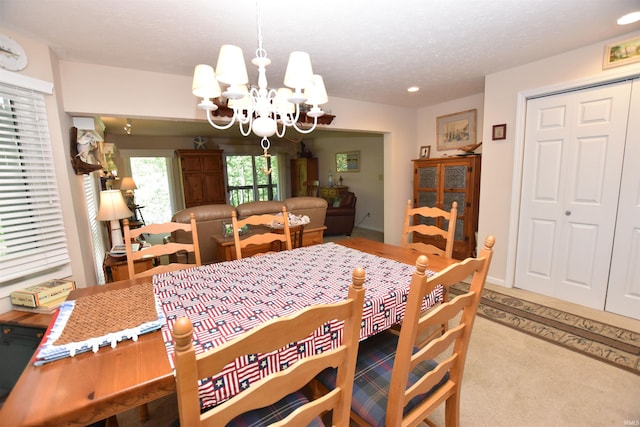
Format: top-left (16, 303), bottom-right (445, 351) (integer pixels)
top-left (1, 0), bottom-right (639, 136)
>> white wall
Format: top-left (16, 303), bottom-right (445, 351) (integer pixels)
top-left (480, 29), bottom-right (640, 287)
top-left (309, 134), bottom-right (385, 232)
top-left (58, 63), bottom-right (418, 244)
top-left (417, 93), bottom-right (485, 159)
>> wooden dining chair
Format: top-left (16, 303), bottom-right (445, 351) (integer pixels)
top-left (399, 199), bottom-right (458, 339)
top-left (123, 212), bottom-right (202, 279)
top-left (231, 206), bottom-right (293, 260)
top-left (171, 267), bottom-right (366, 426)
top-left (317, 235), bottom-right (495, 427)
top-left (304, 179), bottom-right (320, 197)
top-left (402, 199), bottom-right (458, 259)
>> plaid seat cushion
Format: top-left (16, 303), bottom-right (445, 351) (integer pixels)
top-left (226, 391), bottom-right (325, 427)
top-left (317, 331), bottom-right (449, 427)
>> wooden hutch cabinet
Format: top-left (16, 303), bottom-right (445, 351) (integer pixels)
top-left (412, 155), bottom-right (481, 260)
top-left (290, 157), bottom-right (319, 197)
top-left (177, 150), bottom-right (226, 208)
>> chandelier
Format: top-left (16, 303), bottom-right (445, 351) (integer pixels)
top-left (191, 0), bottom-right (328, 159)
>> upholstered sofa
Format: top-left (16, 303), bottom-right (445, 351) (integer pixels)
top-left (324, 191), bottom-right (357, 236)
top-left (171, 197), bottom-right (328, 264)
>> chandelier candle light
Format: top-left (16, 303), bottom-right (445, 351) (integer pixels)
top-left (191, 0), bottom-right (328, 164)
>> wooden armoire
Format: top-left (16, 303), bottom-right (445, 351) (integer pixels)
top-left (411, 155), bottom-right (481, 259)
top-left (177, 150), bottom-right (226, 208)
top-left (290, 157), bottom-right (319, 197)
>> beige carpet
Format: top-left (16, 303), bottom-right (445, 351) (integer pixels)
top-left (450, 282), bottom-right (640, 375)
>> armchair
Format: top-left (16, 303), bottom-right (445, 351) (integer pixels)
top-left (324, 191), bottom-right (357, 236)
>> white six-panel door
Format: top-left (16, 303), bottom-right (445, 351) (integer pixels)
top-left (516, 81), bottom-right (632, 310)
top-left (605, 80), bottom-right (640, 319)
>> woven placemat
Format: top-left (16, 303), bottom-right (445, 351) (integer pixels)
top-left (54, 282), bottom-right (158, 346)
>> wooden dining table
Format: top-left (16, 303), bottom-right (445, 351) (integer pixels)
top-left (0, 238), bottom-right (455, 427)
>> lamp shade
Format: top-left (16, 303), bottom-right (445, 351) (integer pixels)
top-left (119, 177), bottom-right (138, 191)
top-left (215, 44), bottom-right (249, 86)
top-left (227, 84), bottom-right (250, 109)
top-left (192, 64), bottom-right (221, 99)
top-left (304, 75), bottom-right (328, 106)
top-left (284, 51), bottom-right (313, 91)
top-left (96, 190), bottom-right (133, 221)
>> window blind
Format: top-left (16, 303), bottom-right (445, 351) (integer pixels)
top-left (0, 80), bottom-right (71, 283)
top-left (83, 174), bottom-right (105, 284)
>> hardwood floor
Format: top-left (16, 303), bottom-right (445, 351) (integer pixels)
top-left (323, 227), bottom-right (384, 243)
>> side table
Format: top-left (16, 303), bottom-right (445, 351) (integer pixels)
top-left (320, 185), bottom-right (349, 205)
top-left (211, 224), bottom-right (307, 262)
top-left (272, 224), bottom-right (304, 249)
top-left (103, 254), bottom-right (154, 282)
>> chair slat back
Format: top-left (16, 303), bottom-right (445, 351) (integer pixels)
top-left (402, 199), bottom-right (458, 259)
top-left (123, 212), bottom-right (201, 279)
top-left (232, 206), bottom-right (293, 260)
top-left (172, 268), bottom-right (367, 426)
top-left (386, 235), bottom-right (495, 426)
top-left (304, 180), bottom-right (320, 197)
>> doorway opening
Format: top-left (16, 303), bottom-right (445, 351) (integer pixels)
top-left (129, 157), bottom-right (174, 223)
top-left (120, 149), bottom-right (179, 225)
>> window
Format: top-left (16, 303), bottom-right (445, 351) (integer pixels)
top-left (0, 76), bottom-right (71, 285)
top-left (226, 154), bottom-right (280, 206)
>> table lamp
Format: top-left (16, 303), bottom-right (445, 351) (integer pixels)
top-left (119, 176), bottom-right (138, 211)
top-left (96, 190), bottom-right (133, 247)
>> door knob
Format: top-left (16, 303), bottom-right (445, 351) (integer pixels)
top-left (565, 211), bottom-right (571, 216)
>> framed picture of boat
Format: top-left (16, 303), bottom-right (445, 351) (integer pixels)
top-left (436, 109), bottom-right (477, 151)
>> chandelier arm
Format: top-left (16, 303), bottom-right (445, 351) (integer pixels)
top-left (277, 112), bottom-right (294, 127)
top-left (275, 120), bottom-right (287, 138)
top-left (239, 117), bottom-right (254, 136)
top-left (235, 108), bottom-right (252, 125)
top-left (291, 103), bottom-right (302, 123)
top-left (206, 110), bottom-right (238, 130)
top-left (291, 116), bottom-right (319, 134)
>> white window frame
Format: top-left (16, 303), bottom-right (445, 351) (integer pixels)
top-left (83, 174), bottom-right (106, 284)
top-left (0, 70), bottom-right (71, 288)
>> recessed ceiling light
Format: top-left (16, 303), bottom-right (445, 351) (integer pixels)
top-left (617, 11), bottom-right (640, 25)
top-left (407, 86), bottom-right (420, 93)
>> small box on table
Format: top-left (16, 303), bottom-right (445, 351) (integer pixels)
top-left (10, 280), bottom-right (76, 308)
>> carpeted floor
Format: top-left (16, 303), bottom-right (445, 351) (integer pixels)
top-left (450, 282), bottom-right (640, 375)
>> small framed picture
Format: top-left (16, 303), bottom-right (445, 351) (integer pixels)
top-left (492, 124), bottom-right (506, 141)
top-left (419, 145), bottom-right (431, 158)
top-left (603, 35), bottom-right (640, 70)
top-left (336, 151), bottom-right (360, 173)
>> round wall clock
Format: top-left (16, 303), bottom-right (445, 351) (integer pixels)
top-left (0, 35), bottom-right (28, 71)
